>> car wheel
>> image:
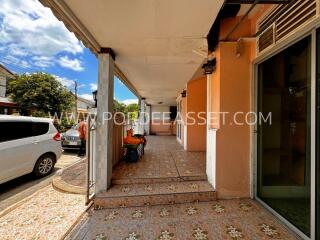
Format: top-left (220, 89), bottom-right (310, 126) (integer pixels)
top-left (33, 154), bottom-right (55, 177)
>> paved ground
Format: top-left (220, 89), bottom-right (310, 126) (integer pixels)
top-left (113, 136), bottom-right (206, 181)
top-left (0, 151), bottom-right (84, 211)
top-left (0, 185), bottom-right (86, 240)
top-left (68, 199), bottom-right (299, 240)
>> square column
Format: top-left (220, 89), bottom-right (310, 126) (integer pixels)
top-left (206, 74), bottom-right (216, 189)
top-left (138, 98), bottom-right (146, 134)
top-left (145, 104), bottom-right (151, 135)
top-left (95, 52), bottom-right (114, 193)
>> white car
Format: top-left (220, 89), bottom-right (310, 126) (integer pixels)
top-left (0, 115), bottom-right (62, 184)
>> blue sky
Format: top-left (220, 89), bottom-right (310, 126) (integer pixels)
top-left (0, 0), bottom-right (137, 105)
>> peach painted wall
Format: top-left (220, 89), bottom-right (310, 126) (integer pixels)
top-left (210, 47), bottom-right (221, 129)
top-left (209, 10), bottom-right (266, 198)
top-left (150, 120), bottom-right (172, 135)
top-left (214, 41), bottom-right (252, 199)
top-left (150, 105), bottom-right (174, 135)
top-left (186, 76), bottom-right (207, 151)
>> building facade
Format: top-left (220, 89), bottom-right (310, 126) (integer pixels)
top-left (0, 64), bottom-right (18, 115)
top-left (40, 1), bottom-right (320, 239)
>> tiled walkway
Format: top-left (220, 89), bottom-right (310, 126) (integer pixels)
top-left (0, 185), bottom-right (86, 240)
top-left (112, 136), bottom-right (206, 182)
top-left (95, 136), bottom-right (213, 209)
top-left (69, 199), bottom-right (299, 240)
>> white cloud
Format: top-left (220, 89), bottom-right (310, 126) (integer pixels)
top-left (53, 75), bottom-right (75, 88)
top-left (0, 0), bottom-right (83, 57)
top-left (0, 0), bottom-right (85, 71)
top-left (79, 93), bottom-right (94, 101)
top-left (32, 56), bottom-right (54, 68)
top-left (2, 55), bottom-right (31, 69)
top-left (90, 83), bottom-right (97, 91)
top-left (58, 56), bottom-right (84, 71)
top-left (121, 99), bottom-right (139, 105)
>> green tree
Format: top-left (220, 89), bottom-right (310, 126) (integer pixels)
top-left (113, 100), bottom-right (139, 120)
top-left (7, 72), bottom-right (74, 115)
top-left (114, 99), bottom-right (126, 113)
top-left (125, 103), bottom-right (139, 120)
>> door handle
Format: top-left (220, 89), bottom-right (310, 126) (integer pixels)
top-left (32, 140), bottom-right (40, 144)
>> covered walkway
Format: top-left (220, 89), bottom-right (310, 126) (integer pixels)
top-left (112, 136), bottom-right (206, 184)
top-left (94, 136), bottom-right (214, 210)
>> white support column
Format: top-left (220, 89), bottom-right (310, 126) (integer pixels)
top-left (95, 52), bottom-right (114, 193)
top-left (139, 98), bottom-right (146, 135)
top-left (145, 104), bottom-right (151, 135)
top-left (206, 74), bottom-right (216, 189)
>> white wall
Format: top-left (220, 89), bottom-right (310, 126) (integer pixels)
top-left (77, 99), bottom-right (94, 110)
top-left (206, 129), bottom-right (216, 188)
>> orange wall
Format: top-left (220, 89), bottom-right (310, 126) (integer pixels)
top-left (186, 76), bottom-right (207, 151)
top-left (210, 47), bottom-right (221, 129)
top-left (210, 12), bottom-right (262, 198)
top-left (214, 41), bottom-right (252, 199)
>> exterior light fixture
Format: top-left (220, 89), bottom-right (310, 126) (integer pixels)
top-left (92, 90), bottom-right (98, 108)
top-left (202, 58), bottom-right (216, 75)
top-left (181, 90), bottom-right (187, 98)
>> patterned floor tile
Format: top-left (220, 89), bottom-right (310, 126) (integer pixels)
top-left (0, 186), bottom-right (86, 240)
top-left (72, 199), bottom-right (299, 240)
top-left (112, 136), bottom-right (206, 182)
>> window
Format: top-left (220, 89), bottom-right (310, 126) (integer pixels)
top-left (32, 122), bottom-right (49, 136)
top-left (0, 121), bottom-right (33, 142)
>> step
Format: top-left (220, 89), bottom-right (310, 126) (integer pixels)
top-left (111, 175), bottom-right (207, 185)
top-left (93, 181), bottom-right (216, 209)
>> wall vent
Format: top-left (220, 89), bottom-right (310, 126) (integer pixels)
top-left (257, 0), bottom-right (318, 54)
top-left (258, 24), bottom-right (275, 52)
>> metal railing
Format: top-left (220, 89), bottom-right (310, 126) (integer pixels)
top-left (86, 115), bottom-right (96, 204)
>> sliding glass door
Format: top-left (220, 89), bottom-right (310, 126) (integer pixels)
top-left (316, 29), bottom-right (320, 240)
top-left (257, 36), bottom-right (312, 237)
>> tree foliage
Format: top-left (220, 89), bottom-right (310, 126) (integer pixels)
top-left (114, 99), bottom-right (139, 120)
top-left (7, 72), bottom-right (74, 115)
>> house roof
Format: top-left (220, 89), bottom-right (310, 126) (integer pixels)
top-left (0, 97), bottom-right (14, 104)
top-left (0, 64), bottom-right (16, 79)
top-left (77, 95), bottom-right (95, 106)
top-left (40, 0), bottom-right (224, 105)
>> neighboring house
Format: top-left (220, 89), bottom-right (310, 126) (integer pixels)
top-left (41, 1), bottom-right (320, 239)
top-left (73, 95), bottom-right (95, 121)
top-left (0, 64), bottom-right (18, 115)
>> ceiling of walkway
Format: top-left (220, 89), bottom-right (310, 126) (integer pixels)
top-left (64, 0), bottom-right (224, 105)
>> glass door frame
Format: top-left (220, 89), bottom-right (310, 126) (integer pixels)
top-left (316, 28), bottom-right (320, 240)
top-left (253, 29), bottom-right (317, 240)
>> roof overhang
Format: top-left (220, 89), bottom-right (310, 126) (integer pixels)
top-left (40, 0), bottom-right (224, 105)
top-left (0, 64), bottom-right (16, 78)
